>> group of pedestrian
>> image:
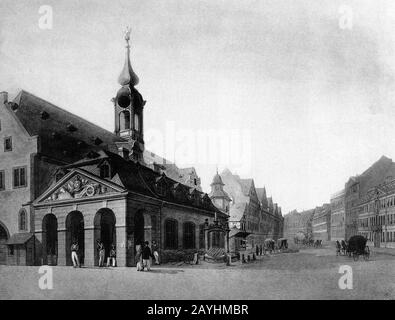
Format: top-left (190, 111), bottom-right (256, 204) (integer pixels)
top-left (136, 240), bottom-right (160, 271)
top-left (255, 244), bottom-right (264, 256)
top-left (96, 239), bottom-right (117, 267)
top-left (69, 239), bottom-right (117, 268)
top-left (70, 239), bottom-right (160, 269)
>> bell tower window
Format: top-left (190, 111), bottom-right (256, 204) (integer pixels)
top-left (134, 114), bottom-right (140, 132)
top-left (120, 111), bottom-right (131, 131)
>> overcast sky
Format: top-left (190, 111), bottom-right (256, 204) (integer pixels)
top-left (1, 0), bottom-right (395, 213)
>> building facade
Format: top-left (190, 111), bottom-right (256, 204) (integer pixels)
top-left (344, 156), bottom-right (395, 240)
top-left (0, 31), bottom-right (227, 266)
top-left (217, 169), bottom-right (283, 253)
top-left (330, 189), bottom-right (345, 241)
top-left (283, 209), bottom-right (314, 242)
top-left (312, 204), bottom-right (331, 242)
top-left (357, 180), bottom-right (395, 248)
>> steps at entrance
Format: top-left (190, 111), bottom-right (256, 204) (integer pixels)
top-left (204, 248), bottom-right (227, 263)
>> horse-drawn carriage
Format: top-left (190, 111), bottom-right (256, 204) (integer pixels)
top-left (348, 235), bottom-right (370, 261)
top-left (336, 235), bottom-right (370, 261)
top-left (264, 238), bottom-right (276, 253)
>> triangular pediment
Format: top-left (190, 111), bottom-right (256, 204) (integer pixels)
top-left (35, 169), bottom-right (126, 204)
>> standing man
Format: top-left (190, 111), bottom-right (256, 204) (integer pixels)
top-left (142, 241), bottom-right (154, 271)
top-left (107, 244), bottom-right (116, 267)
top-left (151, 240), bottom-right (160, 265)
top-left (71, 239), bottom-right (80, 268)
top-left (97, 239), bottom-right (105, 267)
top-left (136, 242), bottom-right (144, 271)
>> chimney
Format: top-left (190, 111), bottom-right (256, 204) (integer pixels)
top-left (118, 147), bottom-right (129, 160)
top-left (0, 91), bottom-right (8, 104)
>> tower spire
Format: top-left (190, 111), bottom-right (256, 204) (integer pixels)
top-left (118, 27), bottom-right (139, 86)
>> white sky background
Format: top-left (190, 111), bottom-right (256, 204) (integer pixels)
top-left (1, 0), bottom-right (395, 213)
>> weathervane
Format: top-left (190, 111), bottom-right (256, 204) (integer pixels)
top-left (124, 26), bottom-right (131, 47)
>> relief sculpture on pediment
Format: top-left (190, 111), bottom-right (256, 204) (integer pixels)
top-left (45, 174), bottom-right (110, 202)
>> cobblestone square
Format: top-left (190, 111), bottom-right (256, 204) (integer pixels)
top-left (1, 247), bottom-right (394, 300)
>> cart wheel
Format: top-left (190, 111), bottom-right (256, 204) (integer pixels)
top-left (352, 252), bottom-right (359, 261)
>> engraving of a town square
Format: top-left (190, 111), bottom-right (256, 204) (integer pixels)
top-left (0, 0), bottom-right (394, 300)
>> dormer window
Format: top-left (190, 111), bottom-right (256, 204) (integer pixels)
top-left (190, 190), bottom-right (200, 206)
top-left (157, 181), bottom-right (166, 196)
top-left (40, 111), bottom-right (49, 120)
top-left (67, 124), bottom-right (77, 132)
top-left (100, 163), bottom-right (111, 179)
top-left (94, 137), bottom-right (103, 145)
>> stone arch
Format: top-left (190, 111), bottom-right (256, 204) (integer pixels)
top-left (94, 208), bottom-right (116, 266)
top-left (42, 214), bottom-right (58, 265)
top-left (0, 221), bottom-right (10, 265)
top-left (65, 211), bottom-right (84, 266)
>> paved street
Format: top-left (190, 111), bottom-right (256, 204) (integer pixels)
top-left (1, 246), bottom-right (394, 300)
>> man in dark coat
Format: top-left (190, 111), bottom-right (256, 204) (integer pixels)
top-left (142, 241), bottom-right (154, 271)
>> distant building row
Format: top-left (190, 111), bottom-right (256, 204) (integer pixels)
top-left (209, 169), bottom-right (284, 252)
top-left (284, 156), bottom-right (395, 248)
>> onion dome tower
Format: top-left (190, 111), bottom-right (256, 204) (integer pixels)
top-left (114, 27), bottom-right (145, 163)
top-left (209, 169), bottom-right (232, 213)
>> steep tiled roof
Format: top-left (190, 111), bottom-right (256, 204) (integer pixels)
top-left (12, 90), bottom-right (122, 162)
top-left (9, 90), bottom-right (205, 195)
top-left (62, 149), bottom-right (224, 215)
top-left (229, 202), bottom-right (247, 222)
top-left (239, 178), bottom-right (253, 196)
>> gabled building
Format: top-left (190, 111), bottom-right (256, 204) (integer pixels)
top-left (312, 204), bottom-right (331, 242)
top-left (356, 178), bottom-right (395, 248)
top-left (344, 156), bottom-right (395, 239)
top-left (213, 169), bottom-right (283, 253)
top-left (0, 30), bottom-right (227, 266)
top-left (143, 151), bottom-right (202, 191)
top-left (256, 187), bottom-right (284, 240)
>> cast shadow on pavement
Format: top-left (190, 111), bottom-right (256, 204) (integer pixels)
top-left (148, 269), bottom-right (185, 274)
